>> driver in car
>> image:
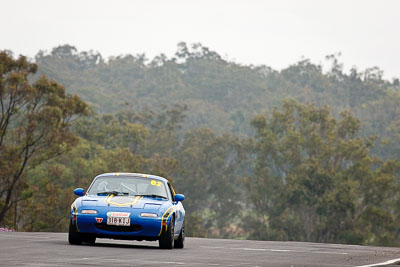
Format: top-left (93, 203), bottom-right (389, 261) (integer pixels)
top-left (97, 179), bottom-right (122, 193)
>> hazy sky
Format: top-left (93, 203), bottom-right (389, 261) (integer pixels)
top-left (1, 0), bottom-right (399, 79)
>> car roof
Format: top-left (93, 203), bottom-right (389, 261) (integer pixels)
top-left (94, 172), bottom-right (169, 183)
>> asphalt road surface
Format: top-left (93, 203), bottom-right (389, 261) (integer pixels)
top-left (1, 233), bottom-right (400, 266)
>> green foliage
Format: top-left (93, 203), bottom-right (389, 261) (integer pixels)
top-left (34, 45), bottom-right (400, 162)
top-left (174, 128), bottom-right (244, 237)
top-left (244, 99), bottom-right (400, 245)
top-left (0, 51), bottom-right (87, 225)
top-left (2, 45), bottom-right (400, 247)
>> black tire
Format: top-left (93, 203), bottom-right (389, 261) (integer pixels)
top-left (159, 217), bottom-right (174, 249)
top-left (174, 221), bottom-right (185, 249)
top-left (82, 234), bottom-right (96, 244)
top-left (68, 219), bottom-right (82, 245)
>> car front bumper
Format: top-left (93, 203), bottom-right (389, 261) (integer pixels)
top-left (73, 211), bottom-right (165, 240)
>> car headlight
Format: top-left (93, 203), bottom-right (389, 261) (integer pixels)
top-left (140, 213), bottom-right (158, 218)
top-left (81, 209), bottom-right (98, 214)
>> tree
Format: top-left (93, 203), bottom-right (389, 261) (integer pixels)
top-left (244, 99), bottom-right (400, 245)
top-left (175, 128), bottom-right (244, 237)
top-left (0, 52), bottom-right (87, 225)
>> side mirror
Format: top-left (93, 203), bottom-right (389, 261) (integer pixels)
top-left (175, 194), bottom-right (185, 202)
top-left (74, 188), bottom-right (85, 196)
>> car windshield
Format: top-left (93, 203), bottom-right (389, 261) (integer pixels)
top-left (87, 176), bottom-right (168, 199)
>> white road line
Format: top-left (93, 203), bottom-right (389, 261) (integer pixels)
top-left (241, 248), bottom-right (267, 251)
top-left (102, 258), bottom-right (186, 265)
top-left (202, 246), bottom-right (347, 255)
top-left (306, 251), bottom-right (348, 255)
top-left (356, 258), bottom-right (400, 267)
top-left (261, 248), bottom-right (347, 255)
top-left (200, 246), bottom-right (225, 249)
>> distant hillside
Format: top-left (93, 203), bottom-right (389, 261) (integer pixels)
top-left (4, 46), bottom-right (400, 243)
top-left (35, 43), bottom-right (400, 159)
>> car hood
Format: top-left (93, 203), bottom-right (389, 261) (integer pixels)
top-left (81, 195), bottom-right (166, 209)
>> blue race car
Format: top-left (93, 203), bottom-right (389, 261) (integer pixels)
top-left (69, 173), bottom-right (185, 249)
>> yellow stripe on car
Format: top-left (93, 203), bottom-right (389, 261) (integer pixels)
top-left (157, 206), bottom-right (177, 236)
top-left (105, 195), bottom-right (143, 206)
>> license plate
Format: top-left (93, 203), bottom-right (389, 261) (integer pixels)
top-left (107, 216), bottom-right (130, 226)
top-left (107, 212), bottom-right (131, 226)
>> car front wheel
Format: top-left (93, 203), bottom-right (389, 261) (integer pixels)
top-left (159, 217), bottom-right (174, 249)
top-left (68, 219), bottom-right (82, 245)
